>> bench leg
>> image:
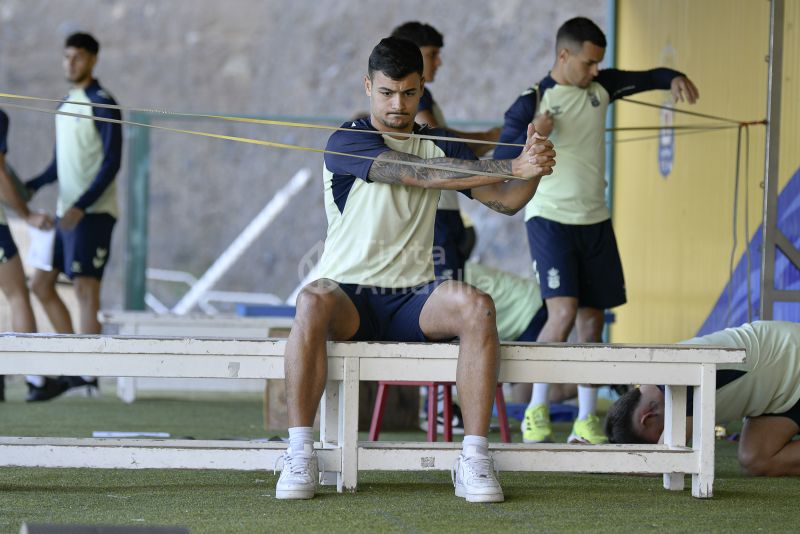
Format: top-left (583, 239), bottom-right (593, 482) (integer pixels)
top-left (426, 383), bottom-right (436, 442)
top-left (320, 381), bottom-right (340, 487)
top-left (116, 377), bottom-right (137, 404)
top-left (692, 364), bottom-right (716, 498)
top-left (338, 357), bottom-right (360, 493)
top-left (369, 382), bottom-right (389, 441)
top-left (662, 385), bottom-right (687, 491)
top-left (495, 384), bottom-right (511, 444)
top-left (443, 384), bottom-right (452, 442)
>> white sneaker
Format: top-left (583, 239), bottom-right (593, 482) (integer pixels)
top-left (452, 449), bottom-right (504, 503)
top-left (275, 445), bottom-right (319, 500)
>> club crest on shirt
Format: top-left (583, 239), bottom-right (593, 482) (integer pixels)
top-left (588, 91), bottom-right (600, 107)
top-left (547, 268), bottom-right (561, 289)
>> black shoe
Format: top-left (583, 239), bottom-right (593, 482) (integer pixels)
top-left (420, 403), bottom-right (465, 435)
top-left (26, 377), bottom-right (70, 402)
top-left (64, 376), bottom-right (100, 397)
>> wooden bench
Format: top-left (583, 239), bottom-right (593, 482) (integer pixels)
top-left (98, 311), bottom-right (293, 403)
top-left (0, 334), bottom-right (744, 498)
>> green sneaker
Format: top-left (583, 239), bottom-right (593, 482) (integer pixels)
top-left (568, 414), bottom-right (608, 444)
top-left (522, 404), bottom-right (553, 443)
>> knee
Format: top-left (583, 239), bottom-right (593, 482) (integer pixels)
top-left (461, 291), bottom-right (497, 330)
top-left (578, 313), bottom-right (605, 341)
top-left (1, 281), bottom-right (28, 303)
top-left (30, 277), bottom-right (54, 301)
top-left (73, 282), bottom-right (96, 304)
top-left (738, 448), bottom-right (771, 476)
top-left (294, 283), bottom-right (338, 323)
top-left (546, 302), bottom-right (578, 328)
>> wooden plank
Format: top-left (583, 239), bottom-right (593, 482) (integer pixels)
top-left (0, 334), bottom-right (745, 365)
top-left (327, 340), bottom-right (744, 364)
top-left (360, 359), bottom-right (711, 385)
top-left (0, 438), bottom-right (341, 472)
top-left (99, 311), bottom-right (293, 332)
top-left (0, 352), bottom-right (345, 381)
top-left (357, 442), bottom-right (697, 474)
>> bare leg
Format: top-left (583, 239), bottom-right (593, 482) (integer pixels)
top-left (284, 280), bottom-right (360, 427)
top-left (73, 276), bottom-right (101, 334)
top-left (738, 415), bottom-right (800, 476)
top-left (30, 268), bottom-right (73, 333)
top-left (419, 280), bottom-right (499, 437)
top-left (0, 255), bottom-right (37, 332)
top-left (529, 296), bottom-right (578, 405)
top-left (575, 307), bottom-right (604, 343)
top-left (536, 296), bottom-right (578, 343)
top-left (574, 307), bottom-right (604, 407)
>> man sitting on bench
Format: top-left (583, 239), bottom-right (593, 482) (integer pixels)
top-left (605, 320), bottom-right (800, 476)
top-left (276, 36), bottom-right (555, 502)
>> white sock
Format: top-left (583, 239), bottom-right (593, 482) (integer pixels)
top-left (26, 375), bottom-right (45, 387)
top-left (288, 426), bottom-right (314, 456)
top-left (577, 385), bottom-right (598, 420)
top-left (528, 383), bottom-right (550, 409)
top-left (462, 435), bottom-right (489, 458)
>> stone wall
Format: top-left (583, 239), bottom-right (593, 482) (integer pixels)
top-left (0, 0), bottom-right (605, 314)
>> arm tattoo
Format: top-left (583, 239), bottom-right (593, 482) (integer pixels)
top-left (368, 150), bottom-right (512, 186)
top-left (479, 199), bottom-right (516, 215)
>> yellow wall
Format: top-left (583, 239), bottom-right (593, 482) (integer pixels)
top-left (613, 0), bottom-right (798, 342)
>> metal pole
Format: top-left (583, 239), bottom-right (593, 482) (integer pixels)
top-left (172, 168), bottom-right (312, 315)
top-left (759, 0), bottom-right (784, 320)
top-left (124, 111), bottom-right (150, 310)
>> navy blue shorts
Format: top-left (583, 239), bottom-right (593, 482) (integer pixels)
top-left (0, 224), bottom-right (19, 264)
top-left (433, 210), bottom-right (467, 281)
top-left (338, 280), bottom-right (445, 342)
top-left (53, 213), bottom-right (116, 279)
top-left (526, 216), bottom-right (626, 309)
top-left (515, 306), bottom-right (548, 342)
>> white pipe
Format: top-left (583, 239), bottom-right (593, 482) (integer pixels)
top-left (146, 267), bottom-right (198, 286)
top-left (172, 168), bottom-right (313, 315)
top-left (144, 293), bottom-right (170, 314)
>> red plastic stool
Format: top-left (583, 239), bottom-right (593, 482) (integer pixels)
top-left (368, 381), bottom-right (511, 443)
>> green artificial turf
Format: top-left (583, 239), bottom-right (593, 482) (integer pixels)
top-left (1, 380), bottom-right (798, 533)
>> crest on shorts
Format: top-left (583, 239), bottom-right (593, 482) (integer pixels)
top-left (547, 268), bottom-right (560, 289)
top-left (92, 248), bottom-right (108, 269)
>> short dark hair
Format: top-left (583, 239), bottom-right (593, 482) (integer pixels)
top-left (604, 387), bottom-right (649, 444)
top-left (368, 37), bottom-right (423, 80)
top-left (65, 32), bottom-right (100, 55)
top-left (556, 17), bottom-right (606, 52)
top-left (391, 21), bottom-right (444, 48)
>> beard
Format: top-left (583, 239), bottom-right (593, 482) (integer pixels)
top-left (379, 113), bottom-right (411, 130)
